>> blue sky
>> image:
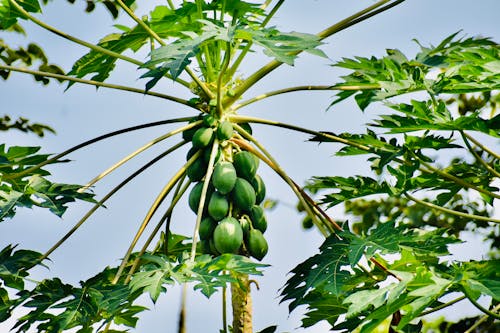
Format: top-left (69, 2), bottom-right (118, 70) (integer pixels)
top-left (1, 1), bottom-right (500, 332)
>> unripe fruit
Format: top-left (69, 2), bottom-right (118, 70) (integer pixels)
top-left (231, 177), bottom-right (256, 211)
top-left (199, 216), bottom-right (217, 240)
top-left (186, 157), bottom-right (206, 181)
top-left (192, 127), bottom-right (214, 148)
top-left (233, 151), bottom-right (259, 181)
top-left (247, 229), bottom-right (268, 261)
top-left (212, 161), bottom-right (237, 195)
top-left (213, 217), bottom-right (243, 254)
top-left (182, 118), bottom-right (200, 141)
top-left (208, 191), bottom-right (229, 221)
top-left (188, 182), bottom-right (204, 213)
top-left (250, 175), bottom-right (266, 205)
top-left (249, 205), bottom-right (267, 233)
top-left (188, 182), bottom-right (212, 213)
top-left (217, 121), bottom-right (234, 141)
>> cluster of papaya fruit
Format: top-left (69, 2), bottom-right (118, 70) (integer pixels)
top-left (183, 115), bottom-right (269, 261)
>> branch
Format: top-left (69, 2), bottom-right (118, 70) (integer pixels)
top-left (39, 141), bottom-right (187, 264)
top-left (234, 84), bottom-right (380, 110)
top-left (5, 117), bottom-right (199, 181)
top-left (460, 131), bottom-right (500, 178)
top-left (404, 192), bottom-right (500, 224)
top-left (0, 64), bottom-right (193, 106)
top-left (112, 150), bottom-right (199, 284)
top-left (8, 0), bottom-right (191, 88)
top-left (224, 0), bottom-right (405, 106)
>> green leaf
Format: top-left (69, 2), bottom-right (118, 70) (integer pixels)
top-left (0, 0), bottom-right (41, 29)
top-left (331, 33), bottom-right (500, 109)
top-left (236, 27), bottom-right (327, 65)
top-left (280, 236), bottom-right (352, 311)
top-left (0, 244), bottom-right (43, 290)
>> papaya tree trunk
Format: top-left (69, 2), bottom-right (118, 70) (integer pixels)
top-left (231, 274), bottom-right (252, 333)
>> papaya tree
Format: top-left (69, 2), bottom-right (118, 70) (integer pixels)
top-left (1, 1), bottom-right (499, 332)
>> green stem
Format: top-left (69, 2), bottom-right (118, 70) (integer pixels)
top-left (4, 117), bottom-right (197, 181)
top-left (225, 0), bottom-right (404, 106)
top-left (404, 193), bottom-right (500, 224)
top-left (8, 0), bottom-right (189, 88)
top-left (39, 141), bottom-right (186, 264)
top-left (190, 139), bottom-right (220, 261)
top-left (112, 151), bottom-right (199, 284)
top-left (124, 178), bottom-right (191, 283)
top-left (465, 304), bottom-right (500, 333)
top-left (419, 295), bottom-right (466, 316)
top-left (460, 131), bottom-right (500, 178)
top-left (232, 127), bottom-right (331, 236)
top-left (225, 0), bottom-right (284, 79)
top-left (81, 121), bottom-right (202, 191)
top-left (233, 84), bottom-right (380, 110)
top-left (0, 65), bottom-right (193, 106)
top-left (416, 155), bottom-right (500, 200)
top-left (217, 42), bottom-right (231, 117)
top-left (463, 288), bottom-right (500, 320)
top-left (463, 132), bottom-right (500, 160)
top-left (228, 115), bottom-right (372, 152)
top-left (115, 0), bottom-right (214, 99)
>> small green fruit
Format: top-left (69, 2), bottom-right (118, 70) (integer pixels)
top-left (233, 151), bottom-right (259, 181)
top-left (250, 175), bottom-right (266, 205)
top-left (186, 157), bottom-right (207, 181)
top-left (231, 177), bottom-right (256, 211)
top-left (249, 205), bottom-right (267, 233)
top-left (217, 121), bottom-right (234, 141)
top-left (208, 191), bottom-right (229, 221)
top-left (213, 217), bottom-right (243, 254)
top-left (212, 161), bottom-right (237, 195)
top-left (199, 216), bottom-right (217, 240)
top-left (247, 229), bottom-right (268, 261)
top-left (192, 127), bottom-right (214, 148)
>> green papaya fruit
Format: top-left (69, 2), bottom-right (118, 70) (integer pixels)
top-left (231, 177), bottom-right (256, 211)
top-left (186, 157), bottom-right (207, 181)
top-left (192, 127), bottom-right (214, 148)
top-left (182, 118), bottom-right (201, 141)
top-left (199, 216), bottom-right (217, 240)
top-left (249, 205), bottom-right (267, 233)
top-left (247, 229), bottom-right (268, 261)
top-left (203, 146), bottom-right (221, 163)
top-left (233, 151), bottom-right (259, 181)
top-left (213, 217), bottom-right (243, 254)
top-left (217, 121), bottom-right (234, 141)
top-left (212, 161), bottom-right (237, 195)
top-left (208, 191), bottom-right (229, 221)
top-left (188, 182), bottom-right (211, 213)
top-left (250, 175), bottom-right (266, 205)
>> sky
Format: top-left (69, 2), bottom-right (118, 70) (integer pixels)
top-left (1, 0), bottom-right (500, 332)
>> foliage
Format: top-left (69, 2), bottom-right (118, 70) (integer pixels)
top-left (0, 1), bottom-right (499, 332)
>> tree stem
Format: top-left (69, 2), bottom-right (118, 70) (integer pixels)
top-left (231, 275), bottom-right (253, 333)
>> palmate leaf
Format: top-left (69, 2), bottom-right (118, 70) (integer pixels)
top-left (235, 27), bottom-right (327, 65)
top-left (331, 33), bottom-right (500, 110)
top-left (280, 236), bottom-right (352, 311)
top-left (0, 144), bottom-right (96, 221)
top-left (130, 252), bottom-right (268, 301)
top-left (67, 4), bottom-right (199, 87)
top-left (306, 175), bottom-right (395, 207)
top-left (0, 0), bottom-right (40, 29)
top-left (0, 244), bottom-right (43, 290)
top-left (13, 268), bottom-right (146, 333)
top-left (373, 99), bottom-right (500, 137)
